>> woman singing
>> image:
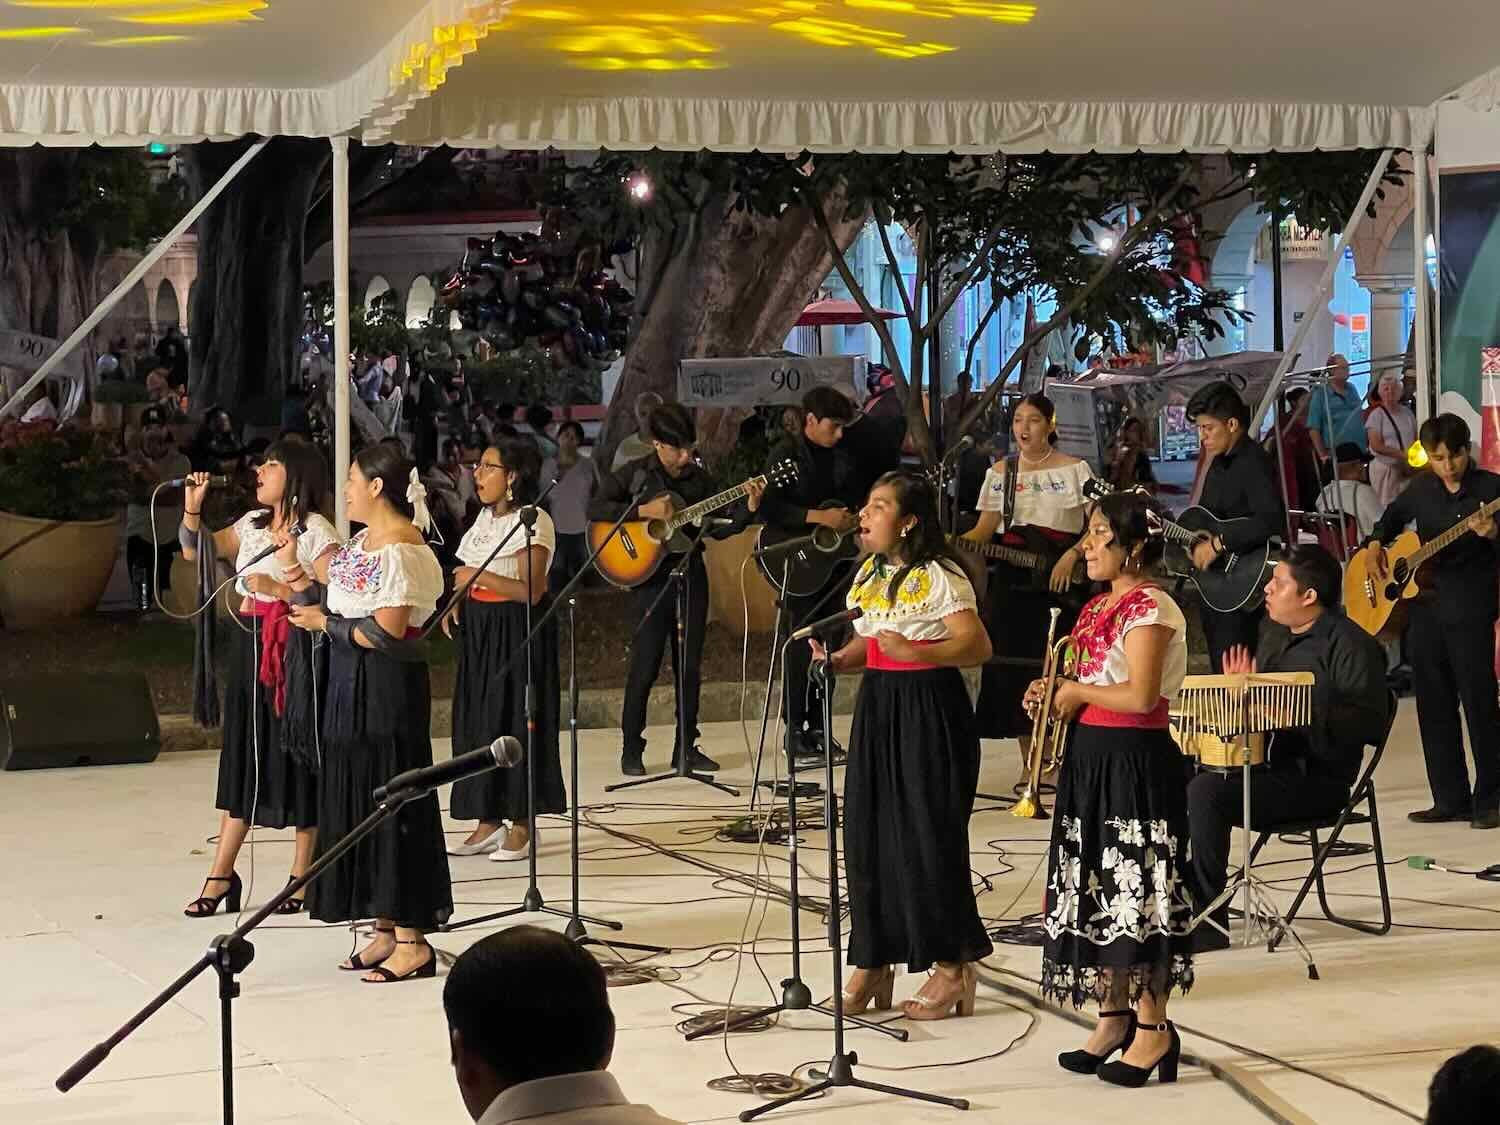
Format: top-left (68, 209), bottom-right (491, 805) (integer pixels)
top-left (813, 472), bottom-right (994, 1021)
top-left (965, 393), bottom-right (1094, 756)
top-left (1028, 492), bottom-right (1194, 1087)
top-left (286, 444), bottom-right (453, 983)
top-left (443, 438), bottom-right (564, 860)
top-left (180, 441), bottom-right (338, 917)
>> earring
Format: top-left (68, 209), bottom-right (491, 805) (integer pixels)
top-left (900, 524), bottom-right (911, 538)
top-left (506, 483), bottom-right (514, 502)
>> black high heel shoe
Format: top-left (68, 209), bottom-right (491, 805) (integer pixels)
top-left (273, 876), bottom-right (306, 916)
top-left (360, 939), bottom-right (437, 984)
top-left (184, 873), bottom-right (242, 918)
top-left (1097, 1019), bottom-right (1180, 1087)
top-left (339, 926), bottom-right (396, 971)
top-left (1058, 1010), bottom-right (1136, 1074)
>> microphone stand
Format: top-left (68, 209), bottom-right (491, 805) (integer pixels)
top-left (441, 485), bottom-right (668, 948)
top-left (607, 520), bottom-right (738, 797)
top-left (687, 634), bottom-right (905, 1043)
top-left (740, 656), bottom-right (966, 1120)
top-left (56, 770), bottom-right (457, 1125)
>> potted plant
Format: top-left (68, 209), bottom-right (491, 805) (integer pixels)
top-left (0, 421), bottom-right (128, 629)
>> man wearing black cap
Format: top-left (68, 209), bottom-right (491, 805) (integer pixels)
top-left (589, 402), bottom-right (763, 777)
top-left (1315, 442), bottom-right (1383, 543)
top-left (125, 405), bottom-right (192, 610)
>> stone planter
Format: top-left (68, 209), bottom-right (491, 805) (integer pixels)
top-left (703, 527), bottom-right (778, 637)
top-left (0, 509), bottom-right (122, 629)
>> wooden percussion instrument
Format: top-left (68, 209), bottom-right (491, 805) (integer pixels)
top-left (1170, 672), bottom-right (1315, 770)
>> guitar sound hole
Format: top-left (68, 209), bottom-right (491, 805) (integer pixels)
top-left (1382, 582), bottom-right (1402, 602)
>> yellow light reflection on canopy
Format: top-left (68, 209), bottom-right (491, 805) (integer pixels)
top-left (116, 2), bottom-right (267, 25)
top-left (91, 34), bottom-right (193, 46)
top-left (8, 0), bottom-right (207, 7)
top-left (551, 25), bottom-right (718, 55)
top-left (0, 24), bottom-right (87, 37)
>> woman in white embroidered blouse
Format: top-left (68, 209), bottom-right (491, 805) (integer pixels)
top-left (1025, 492), bottom-right (1194, 1088)
top-left (286, 444), bottom-right (453, 983)
top-left (178, 441), bottom-right (339, 919)
top-left (813, 472), bottom-right (994, 1023)
top-left (443, 437), bottom-right (565, 862)
top-left (964, 393), bottom-right (1095, 747)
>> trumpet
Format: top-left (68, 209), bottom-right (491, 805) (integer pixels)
top-left (1014, 606), bottom-right (1076, 820)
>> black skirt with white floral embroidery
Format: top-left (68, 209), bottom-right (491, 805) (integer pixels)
top-left (1041, 723), bottom-right (1196, 1009)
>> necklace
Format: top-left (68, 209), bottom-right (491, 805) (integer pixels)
top-left (1018, 448), bottom-right (1053, 469)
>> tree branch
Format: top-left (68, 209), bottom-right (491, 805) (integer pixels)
top-left (875, 217), bottom-right (916, 322)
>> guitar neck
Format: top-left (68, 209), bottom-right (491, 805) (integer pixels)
top-left (1159, 519), bottom-right (1205, 549)
top-left (951, 536), bottom-right (1041, 570)
top-left (667, 475), bottom-right (764, 532)
top-left (1408, 496), bottom-right (1500, 569)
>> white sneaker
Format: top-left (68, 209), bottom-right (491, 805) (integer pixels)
top-left (490, 829), bottom-right (533, 862)
top-left (447, 824), bottom-right (505, 856)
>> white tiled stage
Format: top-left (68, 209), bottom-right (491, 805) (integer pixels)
top-left (2, 704), bottom-right (1496, 1125)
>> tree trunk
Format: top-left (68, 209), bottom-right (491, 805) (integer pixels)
top-left (185, 138), bottom-right (329, 423)
top-left (0, 150), bottom-right (102, 399)
top-left (599, 185), bottom-right (866, 464)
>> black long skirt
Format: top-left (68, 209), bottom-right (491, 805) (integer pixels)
top-left (449, 597), bottom-right (565, 823)
top-left (1041, 723), bottom-right (1196, 1009)
top-left (216, 617), bottom-right (318, 830)
top-left (307, 644), bottom-right (453, 930)
top-left (975, 575), bottom-right (1081, 738)
top-left (844, 667), bottom-right (994, 972)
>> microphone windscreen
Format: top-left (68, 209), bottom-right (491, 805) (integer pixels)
top-left (493, 734), bottom-right (524, 767)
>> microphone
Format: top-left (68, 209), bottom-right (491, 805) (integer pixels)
top-left (753, 526), bottom-right (845, 559)
top-left (166, 475), bottom-right (231, 488)
top-left (941, 434), bottom-right (975, 464)
top-left (791, 606), bottom-right (863, 642)
top-left (373, 735), bottom-right (522, 802)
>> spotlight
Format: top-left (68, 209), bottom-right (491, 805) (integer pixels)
top-left (1407, 440), bottom-right (1428, 470)
top-left (1097, 233), bottom-right (1117, 252)
top-left (626, 171), bottom-right (652, 202)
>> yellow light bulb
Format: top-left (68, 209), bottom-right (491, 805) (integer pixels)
top-left (1407, 441), bottom-right (1428, 470)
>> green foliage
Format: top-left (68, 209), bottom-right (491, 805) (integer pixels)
top-left (0, 423), bottom-right (128, 521)
top-left (48, 149), bottom-right (190, 254)
top-left (466, 345), bottom-right (603, 407)
top-left (302, 280), bottom-right (416, 359)
top-left (1229, 151), bottom-right (1407, 233)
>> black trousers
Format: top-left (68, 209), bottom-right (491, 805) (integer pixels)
top-left (780, 560), bottom-right (856, 736)
top-left (1187, 762), bottom-right (1350, 922)
top-left (1200, 604), bottom-right (1264, 673)
top-left (1408, 602), bottom-right (1500, 813)
top-left (549, 531), bottom-right (589, 596)
top-left (127, 535), bottom-right (179, 596)
top-left (621, 555), bottom-right (708, 759)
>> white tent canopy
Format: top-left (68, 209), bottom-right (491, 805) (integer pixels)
top-left (3, 1), bottom-right (1500, 153)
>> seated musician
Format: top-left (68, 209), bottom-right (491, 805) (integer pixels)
top-left (1186, 544), bottom-right (1389, 951)
top-left (760, 386), bottom-right (865, 765)
top-left (589, 402), bottom-right (763, 778)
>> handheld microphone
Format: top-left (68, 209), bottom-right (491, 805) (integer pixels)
top-left (373, 735), bottom-right (522, 802)
top-left (791, 606), bottom-right (863, 642)
top-left (166, 475), bottom-right (231, 488)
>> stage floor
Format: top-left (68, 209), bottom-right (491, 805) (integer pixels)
top-left (3, 702), bottom-right (1496, 1125)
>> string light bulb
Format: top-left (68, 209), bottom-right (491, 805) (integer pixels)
top-left (626, 171), bottom-right (652, 202)
top-left (1407, 440), bottom-right (1428, 470)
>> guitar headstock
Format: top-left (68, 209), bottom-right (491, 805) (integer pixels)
top-left (1082, 477), bottom-right (1114, 502)
top-left (767, 459), bottom-right (799, 488)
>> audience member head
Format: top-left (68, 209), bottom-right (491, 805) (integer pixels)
top-left (1081, 492), bottom-right (1165, 583)
top-left (443, 926), bottom-right (616, 1122)
top-left (648, 402), bottom-right (697, 476)
top-left (802, 386), bottom-right (856, 449)
top-left (440, 437), bottom-right (463, 474)
top-left (557, 420), bottom-right (584, 458)
top-left (1263, 544), bottom-right (1341, 631)
top-left (525, 403), bottom-right (554, 436)
top-left (1334, 442), bottom-right (1369, 481)
top-left (780, 404), bottom-right (802, 438)
top-left (1010, 392), bottom-right (1058, 453)
top-left (254, 438), bottom-right (329, 531)
top-left (1186, 381), bottom-right (1251, 456)
top-left (1426, 1044), bottom-right (1500, 1125)
top-left (138, 405), bottom-right (172, 459)
top-left (634, 391), bottom-right (663, 437)
top-left (1326, 352), bottom-right (1351, 386)
top-left (145, 367), bottom-right (172, 398)
top-left (1376, 370), bottom-right (1403, 409)
top-left (349, 441), bottom-right (418, 527)
top-left (1418, 412), bottom-right (1471, 489)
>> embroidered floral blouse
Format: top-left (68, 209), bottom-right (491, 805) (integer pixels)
top-left (846, 556), bottom-right (977, 643)
top-left (1069, 584), bottom-right (1187, 728)
top-left (976, 459), bottom-right (1095, 534)
top-left (326, 530), bottom-right (444, 622)
top-left (456, 508), bottom-right (556, 580)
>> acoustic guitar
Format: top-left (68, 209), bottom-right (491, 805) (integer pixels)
top-left (1343, 495), bottom-right (1500, 638)
top-left (948, 529), bottom-right (1090, 600)
top-left (754, 501), bottom-right (862, 598)
top-left (589, 460), bottom-right (798, 589)
top-left (1083, 479), bottom-right (1275, 613)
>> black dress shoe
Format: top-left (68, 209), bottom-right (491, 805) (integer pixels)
top-left (1097, 1020), bottom-right (1180, 1087)
top-left (1058, 1011), bottom-right (1135, 1074)
top-left (1408, 806), bottom-right (1472, 824)
top-left (1472, 807), bottom-right (1500, 830)
top-left (620, 752), bottom-right (646, 777)
top-left (672, 746), bottom-right (720, 773)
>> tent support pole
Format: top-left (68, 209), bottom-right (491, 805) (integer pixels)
top-left (1251, 148), bottom-right (1395, 433)
top-left (332, 136), bottom-right (352, 537)
top-left (1413, 136), bottom-right (1436, 422)
top-left (0, 139), bottom-right (268, 421)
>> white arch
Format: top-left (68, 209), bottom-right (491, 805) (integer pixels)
top-left (1210, 203), bottom-right (1270, 284)
top-left (156, 278), bottom-right (180, 332)
top-left (405, 276), bottom-right (437, 328)
top-left (364, 274), bottom-right (393, 309)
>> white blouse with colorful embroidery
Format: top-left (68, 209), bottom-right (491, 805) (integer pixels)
top-left (234, 512), bottom-right (339, 601)
top-left (456, 507), bottom-right (556, 579)
top-left (326, 530), bottom-right (444, 621)
top-left (846, 556), bottom-right (978, 642)
top-left (976, 458), bottom-right (1095, 534)
top-left (1069, 584), bottom-right (1187, 700)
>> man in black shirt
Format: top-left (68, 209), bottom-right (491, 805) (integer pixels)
top-left (589, 403), bottom-right (762, 777)
top-left (1366, 413), bottom-right (1500, 828)
top-left (1187, 545), bottom-right (1390, 949)
top-left (760, 387), bottom-right (864, 762)
top-left (1186, 382), bottom-right (1286, 671)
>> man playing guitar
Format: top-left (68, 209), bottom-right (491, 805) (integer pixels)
top-left (1185, 382), bottom-right (1285, 671)
top-left (589, 402), bottom-right (763, 777)
top-left (759, 386), bottom-right (864, 765)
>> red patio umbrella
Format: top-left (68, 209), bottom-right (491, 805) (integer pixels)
top-left (797, 297), bottom-right (902, 326)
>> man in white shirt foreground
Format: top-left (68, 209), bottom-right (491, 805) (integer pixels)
top-left (445, 926), bottom-right (682, 1125)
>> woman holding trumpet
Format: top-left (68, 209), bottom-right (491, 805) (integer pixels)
top-left (1027, 491), bottom-right (1195, 1087)
top-left (812, 472), bottom-right (994, 1022)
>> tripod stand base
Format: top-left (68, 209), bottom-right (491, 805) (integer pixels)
top-left (606, 769), bottom-right (738, 797)
top-left (739, 1052), bottom-right (968, 1121)
top-left (684, 980), bottom-right (908, 1042)
top-left (1193, 874), bottom-right (1320, 979)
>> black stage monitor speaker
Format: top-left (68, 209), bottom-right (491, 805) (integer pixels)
top-left (1, 673), bottom-right (161, 771)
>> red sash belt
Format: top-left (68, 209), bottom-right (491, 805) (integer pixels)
top-left (865, 637), bottom-right (937, 672)
top-left (1079, 698), bottom-right (1170, 730)
top-left (244, 599), bottom-right (291, 716)
top-left (468, 585), bottom-right (507, 603)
